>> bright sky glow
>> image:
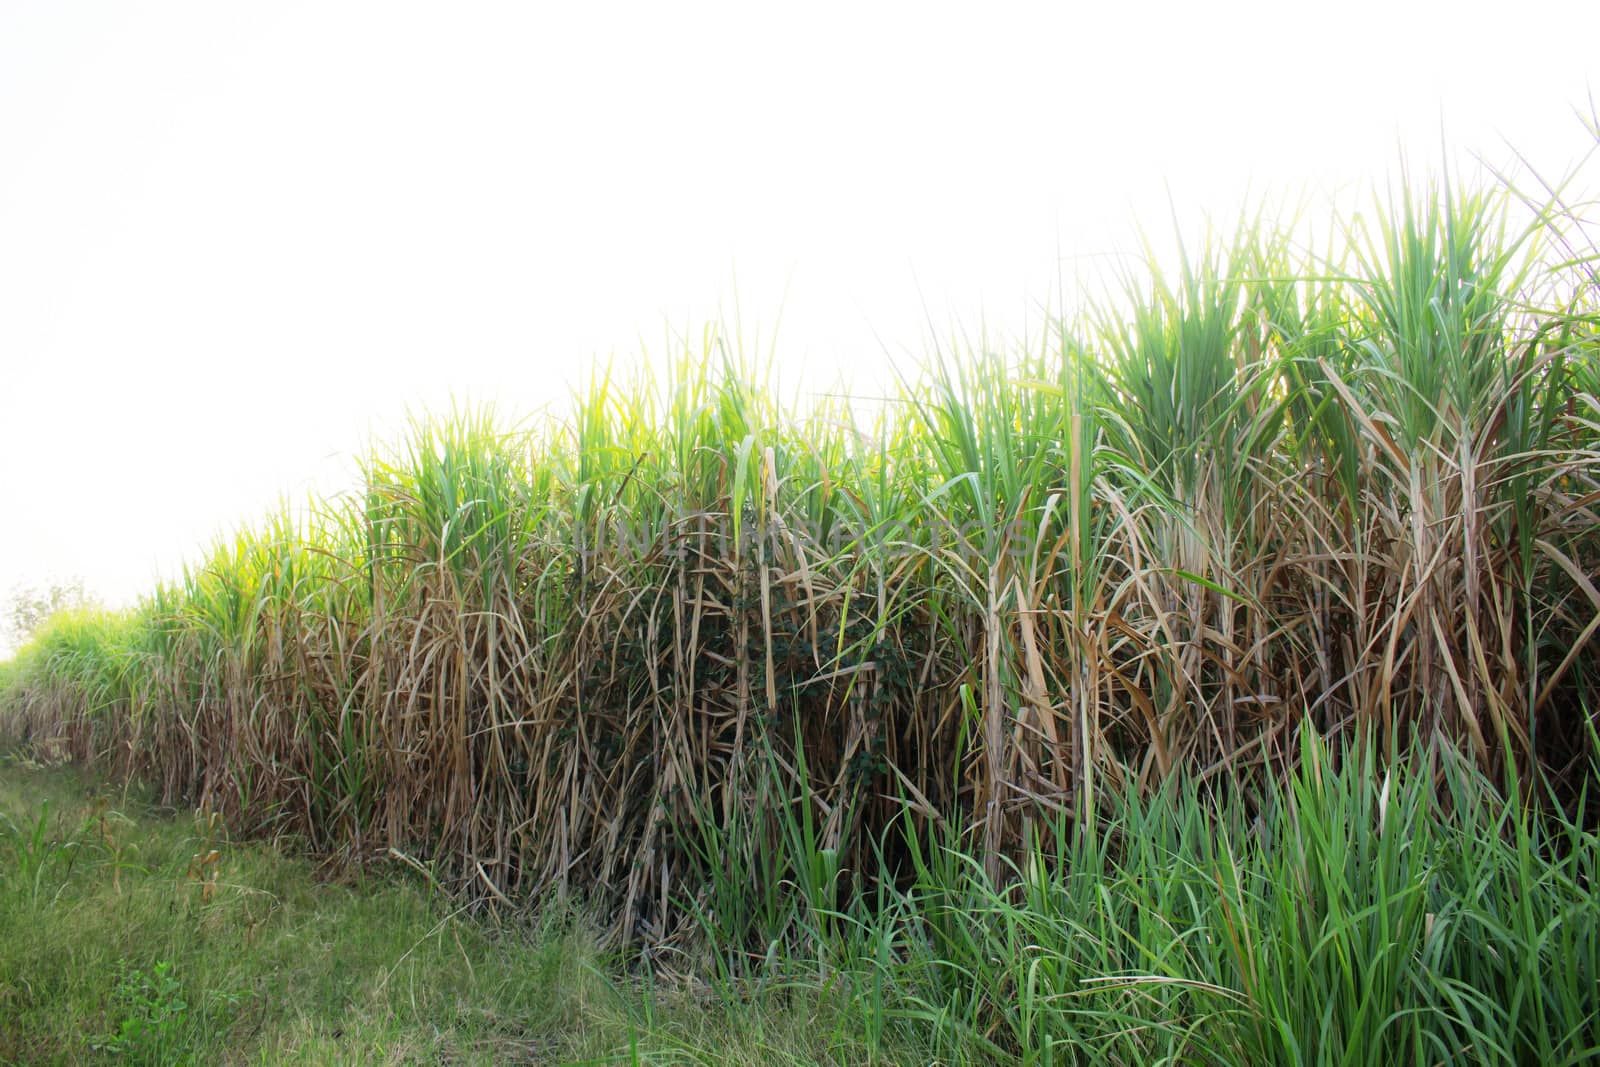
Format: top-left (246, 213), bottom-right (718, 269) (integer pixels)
top-left (1, 0), bottom-right (1597, 646)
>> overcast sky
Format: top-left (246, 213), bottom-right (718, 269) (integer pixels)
top-left (1, 0), bottom-right (1597, 646)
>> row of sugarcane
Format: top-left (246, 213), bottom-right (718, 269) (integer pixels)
top-left (3, 177), bottom-right (1598, 948)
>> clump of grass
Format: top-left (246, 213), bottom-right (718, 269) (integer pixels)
top-left (836, 729), bottom-right (1600, 1065)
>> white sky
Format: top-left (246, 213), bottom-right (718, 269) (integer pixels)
top-left (1, 0), bottom-right (1597, 647)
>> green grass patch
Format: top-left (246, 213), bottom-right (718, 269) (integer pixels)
top-left (0, 756), bottom-right (895, 1065)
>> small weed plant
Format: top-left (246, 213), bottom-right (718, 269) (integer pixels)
top-left (91, 961), bottom-right (190, 1064)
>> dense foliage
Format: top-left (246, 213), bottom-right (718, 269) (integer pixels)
top-left (3, 167), bottom-right (1599, 1062)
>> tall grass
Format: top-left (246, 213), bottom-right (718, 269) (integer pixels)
top-left (850, 731), bottom-right (1600, 1064)
top-left (3, 159), bottom-right (1598, 1001)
